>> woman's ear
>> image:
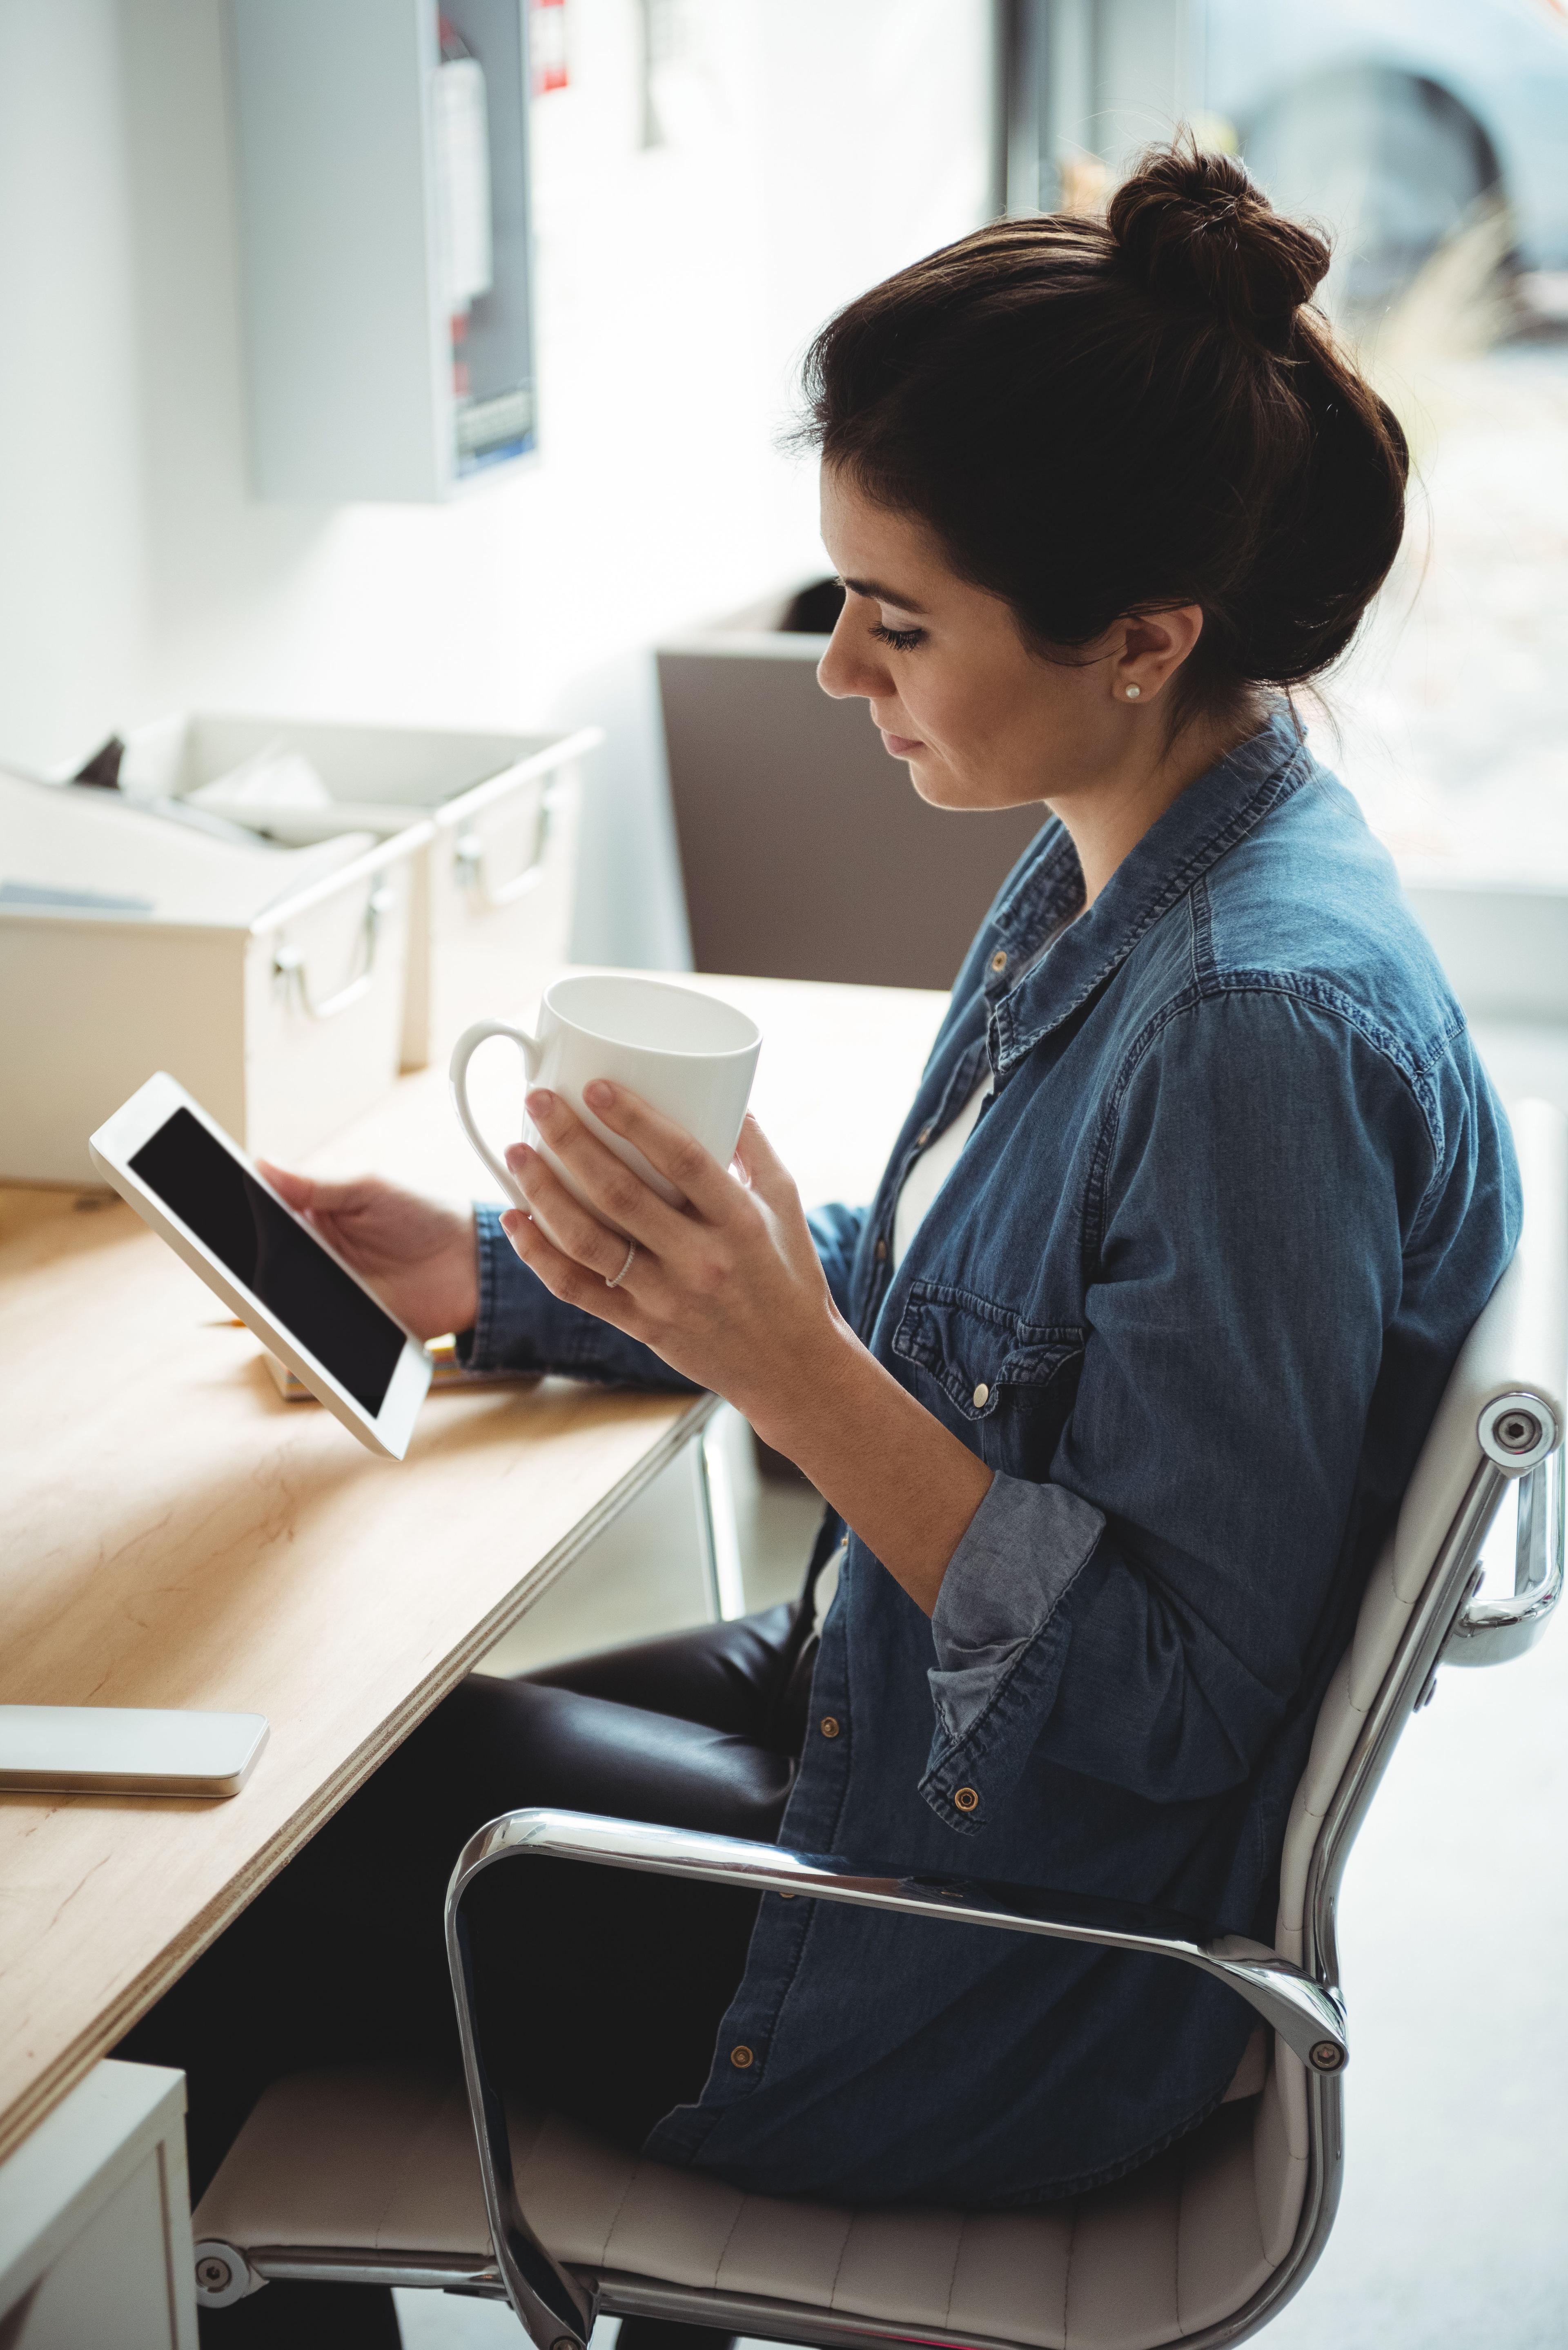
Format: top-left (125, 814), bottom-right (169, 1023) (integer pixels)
top-left (1112, 605), bottom-right (1205, 701)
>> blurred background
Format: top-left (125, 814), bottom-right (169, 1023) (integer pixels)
top-left (1009, 0), bottom-right (1568, 1084)
top-left (4, 0), bottom-right (1565, 1021)
top-left (2, 5), bottom-right (1565, 2346)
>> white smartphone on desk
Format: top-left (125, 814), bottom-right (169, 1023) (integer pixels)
top-left (89, 1071), bottom-right (432, 1459)
top-left (0, 1705), bottom-right (270, 1797)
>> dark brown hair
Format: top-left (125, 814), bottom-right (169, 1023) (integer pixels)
top-left (800, 141), bottom-right (1409, 733)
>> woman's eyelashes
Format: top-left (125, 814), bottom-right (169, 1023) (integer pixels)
top-left (871, 622), bottom-right (926, 652)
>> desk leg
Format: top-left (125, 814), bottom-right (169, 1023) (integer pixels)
top-left (691, 1419), bottom-right (747, 1622)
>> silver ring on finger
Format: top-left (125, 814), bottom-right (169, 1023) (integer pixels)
top-left (604, 1236), bottom-right (637, 1290)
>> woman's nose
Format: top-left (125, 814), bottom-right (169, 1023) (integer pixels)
top-left (817, 609), bottom-right (889, 703)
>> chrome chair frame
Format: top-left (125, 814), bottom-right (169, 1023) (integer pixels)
top-left (411, 1390), bottom-right (1561, 2350)
top-left (194, 1394), bottom-right (1562, 2338)
top-left (192, 1100), bottom-right (1565, 2343)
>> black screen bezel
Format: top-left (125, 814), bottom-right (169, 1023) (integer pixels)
top-left (127, 1106), bottom-right (409, 1420)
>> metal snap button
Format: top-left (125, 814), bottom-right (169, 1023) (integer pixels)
top-left (820, 1716), bottom-right (840, 1738)
top-left (972, 1382), bottom-right (989, 1407)
top-left (953, 1786), bottom-right (980, 1813)
top-left (730, 2044), bottom-right (755, 2069)
top-left (989, 950), bottom-right (1008, 973)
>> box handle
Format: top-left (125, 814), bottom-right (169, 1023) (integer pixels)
top-left (273, 885), bottom-right (395, 1020)
top-left (453, 780), bottom-right (568, 909)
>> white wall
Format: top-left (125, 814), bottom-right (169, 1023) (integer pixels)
top-left (0, 0), bottom-right (996, 964)
top-left (0, 2), bottom-right (152, 770)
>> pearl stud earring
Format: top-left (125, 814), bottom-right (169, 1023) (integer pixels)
top-left (1125, 684), bottom-right (1142, 700)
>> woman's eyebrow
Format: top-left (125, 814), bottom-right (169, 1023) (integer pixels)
top-left (837, 573), bottom-right (929, 615)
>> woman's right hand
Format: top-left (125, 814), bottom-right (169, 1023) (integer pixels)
top-left (257, 1163), bottom-right (479, 1342)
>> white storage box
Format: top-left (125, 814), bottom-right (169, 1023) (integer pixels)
top-left (0, 774), bottom-right (430, 1186)
top-left (120, 714), bottom-right (601, 1069)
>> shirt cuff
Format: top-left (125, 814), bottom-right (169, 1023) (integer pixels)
top-left (455, 1203), bottom-right (512, 1372)
top-left (920, 1472), bottom-right (1105, 1836)
top-left (456, 1202), bottom-right (698, 1393)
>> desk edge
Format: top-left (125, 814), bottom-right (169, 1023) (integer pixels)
top-left (0, 1389), bottom-right (720, 2170)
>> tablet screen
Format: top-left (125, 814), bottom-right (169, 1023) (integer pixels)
top-left (130, 1108), bottom-right (405, 1415)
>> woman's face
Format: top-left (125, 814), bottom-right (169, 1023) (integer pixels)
top-left (815, 464), bottom-right (1181, 814)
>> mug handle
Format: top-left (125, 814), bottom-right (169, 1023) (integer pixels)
top-left (449, 1020), bottom-right (541, 1205)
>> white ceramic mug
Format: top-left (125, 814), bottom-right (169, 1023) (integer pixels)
top-left (449, 973), bottom-right (763, 1227)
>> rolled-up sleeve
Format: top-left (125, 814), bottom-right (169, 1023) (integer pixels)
top-left (919, 990), bottom-right (1434, 1836)
top-left (921, 1478), bottom-right (1104, 1829)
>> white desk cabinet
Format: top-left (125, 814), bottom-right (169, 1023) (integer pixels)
top-left (0, 2060), bottom-right (196, 2348)
top-left (229, 0), bottom-right (538, 501)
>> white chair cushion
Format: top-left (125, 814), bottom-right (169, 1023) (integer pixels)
top-left (194, 2063), bottom-right (1284, 2350)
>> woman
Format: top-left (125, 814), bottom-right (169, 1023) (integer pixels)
top-left (125, 145), bottom-right (1517, 2345)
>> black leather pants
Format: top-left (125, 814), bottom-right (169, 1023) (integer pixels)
top-left (119, 1604), bottom-right (806, 2347)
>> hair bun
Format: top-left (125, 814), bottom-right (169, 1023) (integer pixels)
top-left (1107, 142), bottom-right (1329, 346)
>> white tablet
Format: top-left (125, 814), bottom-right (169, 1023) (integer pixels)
top-left (89, 1072), bottom-right (432, 1460)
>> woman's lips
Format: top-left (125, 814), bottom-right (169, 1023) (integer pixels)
top-left (880, 729), bottom-right (924, 757)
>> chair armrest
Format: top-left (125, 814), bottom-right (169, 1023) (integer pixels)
top-left (440, 1805), bottom-right (1348, 2350)
top-left (448, 1806), bottom-right (1347, 2072)
top-left (1445, 1445), bottom-right (1564, 1667)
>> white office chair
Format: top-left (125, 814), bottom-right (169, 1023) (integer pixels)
top-left (191, 1101), bottom-right (1566, 2350)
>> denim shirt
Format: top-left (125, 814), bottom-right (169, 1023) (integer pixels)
top-left (465, 712), bottom-right (1518, 2206)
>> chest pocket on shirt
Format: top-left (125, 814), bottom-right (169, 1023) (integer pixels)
top-left (891, 1281), bottom-right (1085, 1468)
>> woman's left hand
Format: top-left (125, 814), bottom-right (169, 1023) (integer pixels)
top-left (503, 1079), bottom-right (994, 1614)
top-left (500, 1082), bottom-right (843, 1449)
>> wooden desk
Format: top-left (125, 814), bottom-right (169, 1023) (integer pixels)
top-left (0, 974), bottom-right (945, 2169)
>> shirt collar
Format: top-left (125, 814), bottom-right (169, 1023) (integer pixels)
top-left (984, 708), bottom-right (1312, 1074)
